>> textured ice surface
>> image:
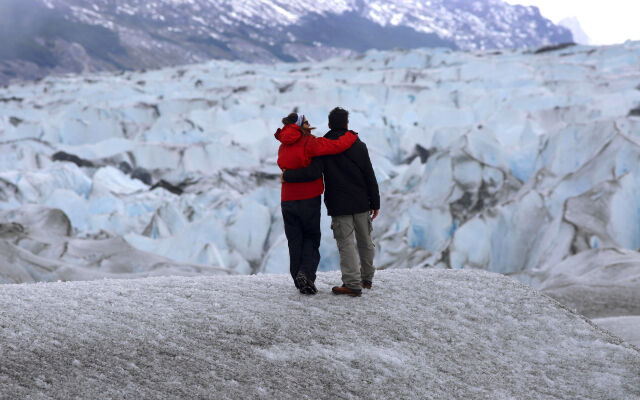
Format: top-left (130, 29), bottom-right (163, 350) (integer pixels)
top-left (0, 269), bottom-right (638, 399)
top-left (592, 317), bottom-right (640, 348)
top-left (0, 206), bottom-right (230, 284)
top-left (0, 42), bottom-right (639, 287)
top-left (532, 248), bottom-right (640, 319)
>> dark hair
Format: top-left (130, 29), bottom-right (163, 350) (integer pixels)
top-left (328, 107), bottom-right (349, 130)
top-left (282, 113), bottom-right (298, 125)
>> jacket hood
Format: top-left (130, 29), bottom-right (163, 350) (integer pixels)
top-left (275, 124), bottom-right (302, 144)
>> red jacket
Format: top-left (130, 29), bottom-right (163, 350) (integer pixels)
top-left (275, 124), bottom-right (357, 201)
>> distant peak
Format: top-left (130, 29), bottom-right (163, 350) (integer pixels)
top-left (559, 16), bottom-right (590, 45)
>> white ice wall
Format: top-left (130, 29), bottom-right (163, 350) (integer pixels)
top-left (1, 42), bottom-right (639, 282)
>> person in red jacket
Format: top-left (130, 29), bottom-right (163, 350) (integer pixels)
top-left (275, 112), bottom-right (357, 294)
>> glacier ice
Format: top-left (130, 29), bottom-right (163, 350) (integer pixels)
top-left (0, 42), bottom-right (639, 286)
top-left (1, 269), bottom-right (638, 398)
top-left (532, 248), bottom-right (640, 319)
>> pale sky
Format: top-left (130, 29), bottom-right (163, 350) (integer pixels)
top-left (504, 0), bottom-right (640, 45)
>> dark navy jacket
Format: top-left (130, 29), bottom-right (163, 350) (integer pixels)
top-left (284, 129), bottom-right (380, 216)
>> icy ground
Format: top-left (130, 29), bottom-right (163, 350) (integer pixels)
top-left (534, 248), bottom-right (640, 319)
top-left (531, 248), bottom-right (640, 348)
top-left (593, 316), bottom-right (640, 348)
top-left (1, 269), bottom-right (638, 399)
top-left (1, 42), bottom-right (640, 284)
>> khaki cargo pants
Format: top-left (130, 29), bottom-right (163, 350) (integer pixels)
top-left (330, 211), bottom-right (375, 290)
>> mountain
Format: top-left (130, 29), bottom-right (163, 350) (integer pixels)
top-left (0, 0), bottom-right (573, 85)
top-left (1, 269), bottom-right (638, 398)
top-left (559, 16), bottom-right (591, 45)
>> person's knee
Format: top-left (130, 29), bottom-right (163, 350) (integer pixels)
top-left (336, 238), bottom-right (354, 252)
top-left (357, 244), bottom-right (374, 252)
top-left (308, 230), bottom-right (321, 242)
top-left (287, 239), bottom-right (303, 249)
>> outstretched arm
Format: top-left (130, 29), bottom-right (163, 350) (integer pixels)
top-left (304, 132), bottom-right (357, 157)
top-left (283, 157), bottom-right (324, 183)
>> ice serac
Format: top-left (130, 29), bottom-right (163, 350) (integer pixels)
top-left (0, 205), bottom-right (230, 284)
top-left (0, 269), bottom-right (638, 398)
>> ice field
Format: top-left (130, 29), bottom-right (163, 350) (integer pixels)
top-left (1, 269), bottom-right (638, 398)
top-left (1, 42), bottom-right (639, 284)
top-left (1, 40), bottom-right (640, 398)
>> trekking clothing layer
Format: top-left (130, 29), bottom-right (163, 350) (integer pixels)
top-left (331, 212), bottom-right (376, 290)
top-left (281, 196), bottom-right (322, 283)
top-left (283, 128), bottom-right (380, 216)
top-left (275, 124), bottom-right (357, 201)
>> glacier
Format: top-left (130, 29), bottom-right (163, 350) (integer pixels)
top-left (0, 41), bottom-right (639, 286)
top-left (1, 269), bottom-right (638, 398)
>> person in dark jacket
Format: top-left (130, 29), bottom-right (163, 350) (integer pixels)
top-left (275, 112), bottom-right (358, 294)
top-left (283, 107), bottom-right (380, 297)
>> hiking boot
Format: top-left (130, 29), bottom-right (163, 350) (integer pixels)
top-left (331, 285), bottom-right (362, 297)
top-left (362, 280), bottom-right (372, 289)
top-left (295, 272), bottom-right (317, 295)
top-left (300, 279), bottom-right (317, 295)
top-left (306, 279), bottom-right (318, 294)
top-left (294, 272), bottom-right (306, 291)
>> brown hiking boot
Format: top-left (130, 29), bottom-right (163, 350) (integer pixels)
top-left (362, 280), bottom-right (372, 289)
top-left (332, 285), bottom-right (362, 297)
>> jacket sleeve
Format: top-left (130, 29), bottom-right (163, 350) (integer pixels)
top-left (356, 142), bottom-right (380, 210)
top-left (283, 157), bottom-right (324, 183)
top-left (304, 131), bottom-right (357, 157)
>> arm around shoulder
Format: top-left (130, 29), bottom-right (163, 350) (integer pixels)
top-left (305, 131), bottom-right (358, 157)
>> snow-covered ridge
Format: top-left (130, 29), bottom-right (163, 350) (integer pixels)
top-left (1, 269), bottom-right (638, 398)
top-left (49, 0), bottom-right (569, 50)
top-left (354, 0), bottom-right (569, 50)
top-left (0, 0), bottom-right (572, 84)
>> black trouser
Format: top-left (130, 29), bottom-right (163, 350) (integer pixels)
top-left (281, 195), bottom-right (321, 284)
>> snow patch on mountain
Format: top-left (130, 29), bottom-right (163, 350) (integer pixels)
top-left (559, 16), bottom-right (591, 45)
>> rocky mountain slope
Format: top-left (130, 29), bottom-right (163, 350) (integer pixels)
top-left (0, 0), bottom-right (572, 84)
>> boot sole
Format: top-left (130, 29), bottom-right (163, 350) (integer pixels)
top-left (333, 292), bottom-right (362, 297)
top-left (331, 288), bottom-right (362, 297)
top-left (296, 275), bottom-right (317, 295)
